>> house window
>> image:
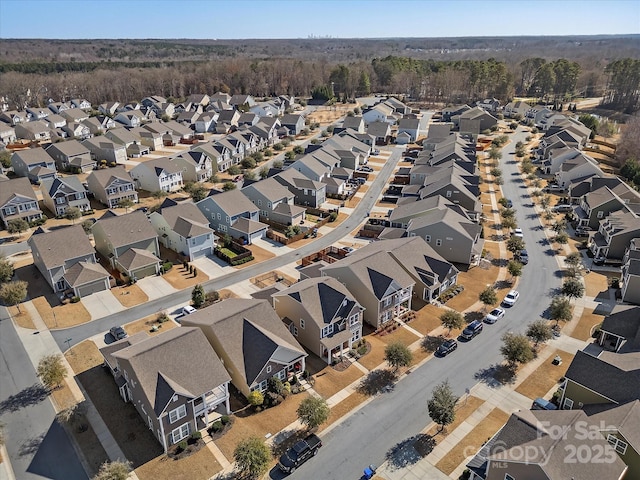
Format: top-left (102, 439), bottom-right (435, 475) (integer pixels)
top-left (292, 326), bottom-right (298, 336)
top-left (351, 330), bottom-right (360, 342)
top-left (425, 235), bottom-right (431, 242)
top-left (607, 435), bottom-right (628, 455)
top-left (225, 216), bottom-right (230, 223)
top-left (218, 225), bottom-right (227, 232)
top-left (597, 211), bottom-right (604, 218)
top-left (257, 200), bottom-right (262, 206)
top-left (436, 239), bottom-right (442, 246)
top-left (168, 404), bottom-right (187, 424)
top-left (171, 423), bottom-right (191, 444)
top-left (55, 197), bottom-right (65, 205)
top-left (563, 398), bottom-right (574, 410)
top-left (446, 190), bottom-right (452, 198)
top-left (300, 318), bottom-right (305, 329)
top-left (148, 416), bottom-right (153, 429)
top-left (321, 325), bottom-right (332, 338)
top-left (266, 365), bottom-right (272, 374)
top-left (216, 213), bottom-right (221, 220)
top-left (349, 314), bottom-right (359, 326)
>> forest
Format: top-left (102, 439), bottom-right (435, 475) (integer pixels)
top-left (1, 36), bottom-right (639, 113)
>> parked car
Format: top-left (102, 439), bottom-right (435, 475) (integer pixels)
top-left (436, 339), bottom-right (458, 357)
top-left (356, 177), bottom-right (366, 185)
top-left (574, 227), bottom-right (591, 238)
top-left (517, 249), bottom-right (529, 265)
top-left (543, 184), bottom-right (566, 193)
top-left (182, 305), bottom-right (197, 316)
top-left (593, 255), bottom-right (606, 266)
top-left (109, 326), bottom-right (127, 340)
top-left (502, 290), bottom-right (520, 307)
top-left (278, 434), bottom-right (322, 473)
top-left (532, 397), bottom-right (557, 410)
top-left (461, 320), bottom-right (484, 340)
top-left (372, 148), bottom-right (380, 155)
top-left (554, 204), bottom-right (572, 213)
top-left (359, 166), bottom-right (373, 172)
top-left (505, 199), bottom-right (513, 208)
top-left (485, 307), bottom-right (505, 324)
top-left (341, 246), bottom-right (355, 255)
top-left (513, 228), bottom-right (524, 238)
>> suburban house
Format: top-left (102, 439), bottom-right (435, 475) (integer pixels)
top-left (466, 407), bottom-right (629, 480)
top-left (86, 166), bottom-right (138, 208)
top-left (249, 101), bottom-right (282, 118)
top-left (114, 110), bottom-right (147, 128)
top-left (214, 110), bottom-right (241, 134)
top-left (404, 202), bottom-right (483, 265)
top-left (128, 127), bottom-right (163, 152)
top-left (191, 142), bottom-right (231, 173)
top-left (561, 305), bottom-right (640, 410)
top-left (0, 110), bottom-right (29, 125)
top-left (42, 114), bottom-right (67, 130)
top-left (173, 151), bottom-right (213, 183)
top-left (237, 112), bottom-right (260, 127)
top-left (591, 210), bottom-right (640, 260)
top-left (45, 139), bottom-right (94, 173)
top-left (194, 112), bottom-right (218, 133)
top-left (15, 121), bottom-right (51, 142)
top-left (242, 177), bottom-right (306, 226)
top-left (457, 107), bottom-right (498, 135)
top-left (273, 167), bottom-right (327, 208)
top-left (11, 147), bottom-right (58, 184)
top-left (40, 176), bottom-right (91, 217)
top-left (82, 116), bottom-right (116, 136)
top-left (129, 157), bottom-right (184, 193)
top-left (0, 123), bottom-right (16, 144)
top-left (102, 327), bottom-right (231, 453)
top-left (279, 114), bottom-right (305, 136)
top-left (366, 121), bottom-right (392, 144)
top-left (320, 240), bottom-right (415, 329)
top-left (26, 107), bottom-right (50, 120)
top-left (98, 101), bottom-right (120, 116)
top-left (408, 163), bottom-right (481, 213)
top-left (362, 103), bottom-right (394, 124)
top-left (249, 119), bottom-right (280, 145)
top-left (503, 100), bottom-right (531, 118)
top-left (621, 239), bottom-right (640, 305)
top-left (396, 118), bottom-right (420, 143)
top-left (272, 277), bottom-right (364, 364)
top-left (62, 122), bottom-right (92, 140)
top-left (0, 177), bottom-right (44, 229)
top-left (289, 156), bottom-right (331, 182)
top-left (28, 224), bottom-right (111, 297)
top-left (441, 104), bottom-right (471, 122)
top-left (575, 182), bottom-right (640, 230)
top-left (229, 94), bottom-right (256, 108)
top-left (187, 93), bottom-right (210, 107)
top-left (196, 189), bottom-right (268, 244)
top-left (475, 98), bottom-right (500, 112)
top-left (149, 200), bottom-right (216, 260)
top-left (181, 298), bottom-right (307, 398)
top-left (105, 128), bottom-right (150, 158)
top-left (82, 137), bottom-right (128, 165)
top-left (70, 99), bottom-right (92, 111)
top-left (554, 152), bottom-right (604, 188)
top-left (92, 210), bottom-right (160, 280)
top-left (60, 108), bottom-right (89, 124)
top-left (47, 102), bottom-right (70, 115)
top-left (341, 116), bottom-right (365, 134)
top-left (384, 97), bottom-right (411, 115)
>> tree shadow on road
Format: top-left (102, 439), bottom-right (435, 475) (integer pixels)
top-left (474, 363), bottom-right (517, 388)
top-left (19, 433), bottom-right (45, 457)
top-left (0, 383), bottom-right (49, 414)
top-left (356, 369), bottom-right (396, 396)
top-left (385, 433), bottom-right (436, 470)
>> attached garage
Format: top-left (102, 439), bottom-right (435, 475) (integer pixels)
top-left (63, 261), bottom-right (111, 298)
top-left (76, 279), bottom-right (110, 298)
top-left (116, 248), bottom-right (160, 280)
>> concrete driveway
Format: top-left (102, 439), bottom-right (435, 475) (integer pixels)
top-left (82, 290), bottom-right (125, 319)
top-left (192, 255), bottom-right (234, 279)
top-left (251, 237), bottom-right (293, 257)
top-left (136, 275), bottom-right (177, 300)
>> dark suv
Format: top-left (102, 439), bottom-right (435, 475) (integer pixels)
top-left (461, 320), bottom-right (483, 340)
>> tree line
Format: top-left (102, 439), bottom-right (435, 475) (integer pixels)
top-left (1, 55), bottom-right (638, 113)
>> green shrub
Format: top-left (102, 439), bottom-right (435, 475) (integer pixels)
top-left (221, 415), bottom-right (231, 425)
top-left (156, 312), bottom-right (169, 323)
top-left (209, 421), bottom-right (223, 433)
top-left (177, 440), bottom-right (188, 452)
top-left (190, 431), bottom-right (202, 441)
top-left (162, 261), bottom-right (173, 272)
top-left (70, 296), bottom-right (80, 303)
top-left (328, 211), bottom-right (338, 222)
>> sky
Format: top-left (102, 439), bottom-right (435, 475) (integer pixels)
top-left (0, 0), bottom-right (639, 39)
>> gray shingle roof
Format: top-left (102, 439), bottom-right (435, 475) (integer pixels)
top-left (93, 210), bottom-right (157, 249)
top-left (28, 224), bottom-right (95, 269)
top-left (159, 202), bottom-right (212, 238)
top-left (0, 177), bottom-right (38, 207)
top-left (63, 261), bottom-right (110, 287)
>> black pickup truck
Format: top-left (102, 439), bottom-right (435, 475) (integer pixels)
top-left (277, 434), bottom-right (322, 473)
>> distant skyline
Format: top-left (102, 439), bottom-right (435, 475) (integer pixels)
top-left (0, 0), bottom-right (639, 39)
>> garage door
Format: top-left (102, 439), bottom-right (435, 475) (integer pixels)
top-left (77, 280), bottom-right (108, 298)
top-left (132, 264), bottom-right (158, 280)
top-left (192, 247), bottom-right (212, 259)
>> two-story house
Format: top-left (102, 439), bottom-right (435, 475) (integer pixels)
top-left (0, 177), bottom-right (44, 229)
top-left (114, 110), bottom-right (147, 128)
top-left (45, 139), bottom-right (94, 173)
top-left (181, 298), bottom-right (307, 398)
top-left (273, 168), bottom-right (327, 208)
top-left (621, 238), bottom-right (640, 305)
top-left (60, 108), bottom-right (89, 124)
top-left (82, 137), bottom-right (127, 164)
top-left (272, 277), bottom-right (364, 364)
top-left (194, 112), bottom-right (218, 133)
top-left (82, 116), bottom-right (117, 136)
top-left (196, 189), bottom-right (268, 244)
top-left (173, 151), bottom-right (213, 183)
top-left (458, 107), bottom-right (498, 135)
top-left (92, 210), bottom-right (160, 280)
top-left (40, 176), bottom-right (91, 217)
top-left (86, 166), bottom-right (138, 209)
top-left (576, 182), bottom-right (640, 230)
top-left (191, 143), bottom-right (231, 173)
top-left (320, 240), bottom-right (415, 329)
top-left (28, 225), bottom-right (110, 297)
top-left (70, 99), bottom-right (92, 111)
top-left (129, 157), bottom-right (184, 193)
top-left (149, 200), bottom-right (216, 260)
top-left (102, 327), bottom-right (231, 452)
top-left (11, 147), bottom-right (57, 184)
top-left (591, 210), bottom-right (640, 260)
top-left (242, 177), bottom-right (306, 226)
top-left (0, 123), bottom-right (16, 145)
top-left (280, 114), bottom-right (305, 136)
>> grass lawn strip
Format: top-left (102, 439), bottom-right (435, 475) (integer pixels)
top-left (135, 444), bottom-right (221, 480)
top-left (569, 308), bottom-right (604, 341)
top-left (312, 364), bottom-right (364, 400)
top-left (426, 396), bottom-right (485, 438)
top-left (214, 391), bottom-right (310, 461)
top-left (515, 350), bottom-right (574, 400)
top-left (435, 408), bottom-right (510, 475)
top-left (10, 306), bottom-right (36, 329)
top-left (32, 295), bottom-right (91, 329)
top-left (318, 392), bottom-right (369, 432)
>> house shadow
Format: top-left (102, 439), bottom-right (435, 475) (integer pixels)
top-left (0, 382), bottom-right (49, 414)
top-left (385, 433), bottom-right (436, 470)
top-left (26, 420), bottom-right (89, 479)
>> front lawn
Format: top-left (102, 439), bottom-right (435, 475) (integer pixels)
top-left (135, 443), bottom-right (221, 480)
top-left (515, 350), bottom-right (574, 400)
top-left (569, 308), bottom-right (604, 341)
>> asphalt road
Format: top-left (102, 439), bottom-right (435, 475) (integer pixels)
top-left (280, 125), bottom-right (564, 480)
top-left (52, 147), bottom-right (405, 350)
top-left (0, 308), bottom-right (89, 480)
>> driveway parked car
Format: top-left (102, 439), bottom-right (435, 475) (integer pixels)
top-left (485, 307), bottom-right (505, 324)
top-left (554, 204), bottom-right (572, 213)
top-left (182, 305), bottom-right (197, 316)
top-left (505, 199), bottom-right (513, 208)
top-left (436, 339), bottom-right (458, 357)
top-left (502, 290), bottom-right (520, 307)
top-left (461, 320), bottom-right (483, 340)
top-left (109, 326), bottom-right (127, 340)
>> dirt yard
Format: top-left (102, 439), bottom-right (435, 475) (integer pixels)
top-left (357, 335), bottom-right (388, 371)
top-left (311, 363), bottom-right (364, 400)
top-left (125, 314), bottom-right (177, 337)
top-left (409, 304), bottom-right (444, 336)
top-left (515, 350), bottom-right (574, 400)
top-left (135, 444), bottom-right (221, 480)
top-left (32, 295), bottom-right (91, 329)
top-left (570, 308), bottom-right (604, 341)
top-left (113, 284), bottom-right (148, 307)
top-left (233, 243), bottom-right (275, 269)
top-left (10, 306), bottom-right (36, 329)
top-left (66, 340), bottom-right (103, 374)
top-left (435, 408), bottom-right (510, 475)
top-left (584, 271), bottom-right (610, 298)
top-left (162, 264), bottom-right (210, 289)
top-left (446, 247), bottom-right (504, 312)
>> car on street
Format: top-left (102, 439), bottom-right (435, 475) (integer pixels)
top-left (517, 249), bottom-right (529, 265)
top-left (485, 307), bottom-right (505, 324)
top-left (513, 228), bottom-right (524, 238)
top-left (505, 199), bottom-right (513, 208)
top-left (461, 320), bottom-right (484, 340)
top-left (436, 339), bottom-right (458, 357)
top-left (278, 433), bottom-right (322, 473)
top-left (109, 326), bottom-right (127, 340)
top-left (502, 290), bottom-right (520, 307)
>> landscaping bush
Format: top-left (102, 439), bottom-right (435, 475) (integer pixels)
top-left (208, 421), bottom-right (223, 434)
top-left (189, 431), bottom-right (202, 443)
top-left (221, 415), bottom-right (231, 425)
top-left (70, 296), bottom-right (80, 303)
top-left (156, 312), bottom-right (169, 323)
top-left (162, 261), bottom-right (173, 272)
top-left (230, 255), bottom-right (254, 266)
top-left (177, 440), bottom-right (188, 452)
top-left (329, 211), bottom-right (338, 222)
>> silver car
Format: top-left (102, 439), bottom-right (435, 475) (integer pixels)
top-left (485, 307), bottom-right (505, 324)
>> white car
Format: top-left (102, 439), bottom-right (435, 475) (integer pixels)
top-left (182, 305), bottom-right (197, 316)
top-left (485, 307), bottom-right (505, 324)
top-left (502, 290), bottom-right (520, 307)
top-left (513, 228), bottom-right (524, 238)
